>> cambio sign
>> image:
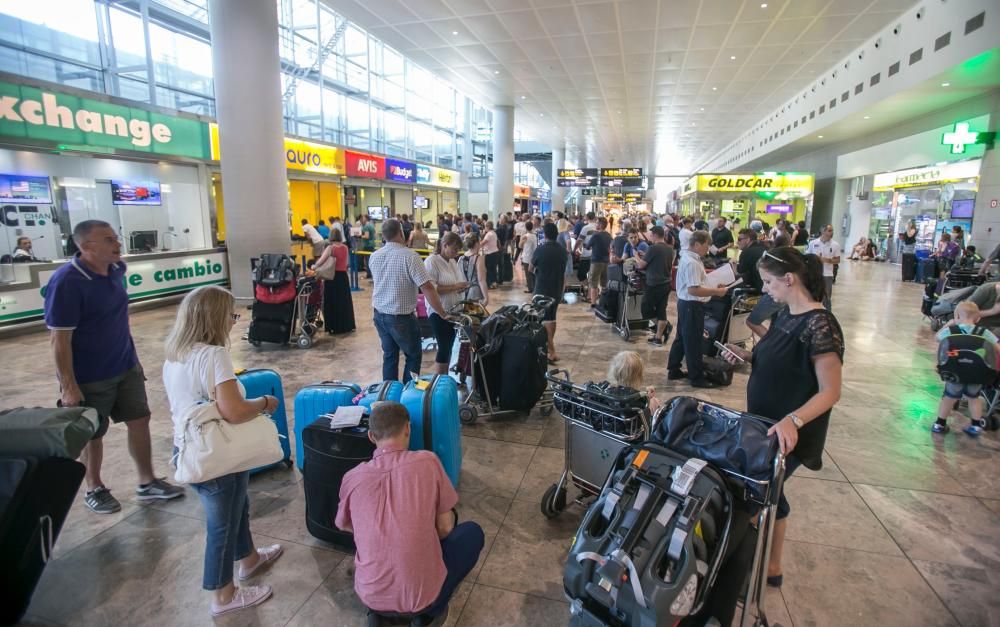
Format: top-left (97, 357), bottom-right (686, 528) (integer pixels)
top-left (0, 80), bottom-right (211, 159)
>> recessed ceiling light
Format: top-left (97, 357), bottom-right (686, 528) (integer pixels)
top-left (863, 115), bottom-right (870, 119)
top-left (730, 56), bottom-right (736, 60)
top-left (700, 107), bottom-right (705, 111)
top-left (712, 86), bottom-right (717, 91)
top-left (540, 113), bottom-right (544, 117)
top-left (760, 3), bottom-right (767, 7)
top-left (817, 135), bottom-right (824, 138)
top-left (494, 70), bottom-right (500, 74)
top-left (941, 82), bottom-right (950, 87)
top-left (452, 31), bottom-right (458, 35)
top-left (521, 95), bottom-right (526, 99)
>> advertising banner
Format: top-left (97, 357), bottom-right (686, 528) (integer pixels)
top-left (385, 158), bottom-right (416, 183)
top-left (872, 159), bottom-right (982, 190)
top-left (345, 150), bottom-right (386, 179)
top-left (417, 164), bottom-right (461, 189)
top-left (692, 173), bottom-right (814, 195)
top-left (209, 124), bottom-right (343, 175)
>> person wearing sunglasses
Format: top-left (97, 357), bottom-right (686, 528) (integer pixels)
top-left (720, 246), bottom-right (844, 591)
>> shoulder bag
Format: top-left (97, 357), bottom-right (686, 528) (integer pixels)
top-left (314, 253), bottom-right (336, 280)
top-left (172, 402), bottom-right (283, 484)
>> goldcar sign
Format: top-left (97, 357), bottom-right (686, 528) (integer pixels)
top-left (681, 173), bottom-right (814, 196)
top-left (0, 80), bottom-right (212, 159)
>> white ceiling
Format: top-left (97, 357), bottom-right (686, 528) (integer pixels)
top-left (326, 0), bottom-right (921, 173)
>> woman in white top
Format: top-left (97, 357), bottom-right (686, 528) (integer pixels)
top-left (462, 233), bottom-right (489, 307)
top-left (481, 221), bottom-right (501, 289)
top-left (424, 232), bottom-right (469, 374)
top-left (162, 286), bottom-right (283, 618)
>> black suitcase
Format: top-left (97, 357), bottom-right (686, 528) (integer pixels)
top-left (594, 288), bottom-right (618, 323)
top-left (918, 257), bottom-right (939, 283)
top-left (901, 252), bottom-right (917, 281)
top-left (500, 252), bottom-right (514, 283)
top-left (0, 456), bottom-right (85, 624)
top-left (499, 322), bottom-right (549, 411)
top-left (302, 416), bottom-right (375, 550)
top-left (702, 356), bottom-right (734, 387)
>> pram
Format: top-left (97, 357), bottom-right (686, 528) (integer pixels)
top-left (247, 254), bottom-right (318, 349)
top-left (704, 286), bottom-right (760, 355)
top-left (540, 369), bottom-right (651, 518)
top-left (451, 295), bottom-right (555, 425)
top-left (594, 260), bottom-right (654, 340)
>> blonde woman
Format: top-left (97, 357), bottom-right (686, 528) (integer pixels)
top-left (607, 351), bottom-right (661, 414)
top-left (162, 286), bottom-right (283, 617)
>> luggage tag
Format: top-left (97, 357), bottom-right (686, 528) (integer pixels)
top-left (414, 377), bottom-right (431, 391)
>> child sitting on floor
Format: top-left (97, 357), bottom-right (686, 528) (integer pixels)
top-left (607, 350), bottom-right (661, 414)
top-left (933, 301), bottom-right (998, 436)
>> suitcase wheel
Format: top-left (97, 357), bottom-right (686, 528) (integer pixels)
top-left (297, 335), bottom-right (313, 349)
top-left (459, 404), bottom-right (478, 425)
top-left (541, 484), bottom-right (567, 519)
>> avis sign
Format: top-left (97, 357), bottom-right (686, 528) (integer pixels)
top-left (345, 150), bottom-right (386, 179)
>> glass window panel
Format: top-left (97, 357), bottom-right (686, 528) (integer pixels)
top-left (433, 83), bottom-right (454, 128)
top-left (294, 81), bottom-right (323, 120)
top-left (435, 130), bottom-right (453, 167)
top-left (346, 60), bottom-right (367, 92)
top-left (411, 121), bottom-right (432, 162)
top-left (384, 47), bottom-right (404, 82)
top-left (155, 86), bottom-right (214, 116)
top-left (2, 49), bottom-right (104, 93)
top-left (151, 0), bottom-right (209, 24)
top-left (116, 76), bottom-right (150, 103)
top-left (0, 0), bottom-right (101, 65)
top-left (383, 81), bottom-right (404, 108)
top-left (149, 23), bottom-right (213, 95)
top-left (347, 97), bottom-right (369, 135)
top-left (322, 88), bottom-right (342, 135)
top-left (384, 112), bottom-right (405, 145)
top-left (407, 93), bottom-right (432, 122)
top-left (348, 133), bottom-right (369, 151)
top-left (455, 95), bottom-right (467, 133)
top-left (109, 8), bottom-right (148, 68)
top-left (344, 26), bottom-right (367, 64)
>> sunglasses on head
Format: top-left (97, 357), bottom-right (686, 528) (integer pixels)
top-left (762, 250), bottom-right (787, 264)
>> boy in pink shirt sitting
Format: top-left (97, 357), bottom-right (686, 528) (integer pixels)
top-left (336, 402), bottom-right (484, 623)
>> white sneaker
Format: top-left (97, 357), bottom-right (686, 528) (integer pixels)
top-left (238, 544), bottom-right (283, 581)
top-left (210, 584), bottom-right (272, 617)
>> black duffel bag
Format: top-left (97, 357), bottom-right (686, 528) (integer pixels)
top-left (652, 396), bottom-right (778, 500)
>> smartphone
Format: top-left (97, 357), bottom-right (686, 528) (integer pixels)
top-left (714, 341), bottom-right (746, 364)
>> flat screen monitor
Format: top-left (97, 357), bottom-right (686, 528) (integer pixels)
top-left (367, 206), bottom-right (385, 221)
top-left (0, 174), bottom-right (51, 204)
top-left (413, 195), bottom-right (429, 210)
top-left (950, 198), bottom-right (974, 219)
top-left (129, 230), bottom-right (158, 253)
top-left (766, 203), bottom-right (793, 214)
top-left (111, 179), bottom-right (162, 205)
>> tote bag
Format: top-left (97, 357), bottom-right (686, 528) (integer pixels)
top-left (173, 402), bottom-right (283, 484)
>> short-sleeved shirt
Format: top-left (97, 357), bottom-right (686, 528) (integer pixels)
top-left (588, 230), bottom-right (613, 263)
top-left (162, 343), bottom-right (243, 448)
top-left (303, 223), bottom-right (324, 244)
top-left (737, 242), bottom-right (766, 291)
top-left (747, 308), bottom-right (845, 470)
top-left (514, 221), bottom-right (527, 241)
top-left (623, 240), bottom-right (649, 259)
top-left (578, 223), bottom-right (596, 259)
top-left (711, 227), bottom-right (734, 255)
top-left (936, 323), bottom-right (1000, 344)
top-left (612, 235), bottom-right (628, 259)
top-left (520, 232), bottom-right (538, 263)
top-left (369, 242), bottom-right (433, 315)
top-left (331, 243), bottom-right (349, 272)
top-left (481, 230), bottom-right (500, 255)
top-left (532, 239), bottom-right (570, 299)
top-left (679, 228), bottom-right (693, 250)
top-left (806, 238), bottom-right (842, 277)
top-left (362, 223), bottom-right (377, 250)
top-left (968, 282), bottom-right (1000, 312)
top-left (675, 249), bottom-right (710, 302)
top-left (317, 224), bottom-right (331, 239)
top-left (643, 243), bottom-right (675, 287)
top-left (425, 254), bottom-right (464, 317)
top-left (44, 255), bottom-right (138, 384)
top-left (336, 445), bottom-right (458, 614)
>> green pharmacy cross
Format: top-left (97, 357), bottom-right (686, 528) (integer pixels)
top-left (942, 122), bottom-right (996, 154)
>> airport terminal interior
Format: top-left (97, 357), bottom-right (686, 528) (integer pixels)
top-left (0, 0), bottom-right (999, 626)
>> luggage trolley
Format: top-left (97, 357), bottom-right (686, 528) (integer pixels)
top-left (540, 369), bottom-right (651, 518)
top-left (450, 296), bottom-right (555, 425)
top-left (247, 256), bottom-right (320, 349)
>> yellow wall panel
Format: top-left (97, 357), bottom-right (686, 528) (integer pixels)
top-left (318, 182), bottom-right (342, 221)
top-left (289, 180), bottom-right (318, 236)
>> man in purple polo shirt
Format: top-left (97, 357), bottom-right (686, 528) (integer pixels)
top-left (336, 402), bottom-right (484, 622)
top-left (44, 220), bottom-right (183, 514)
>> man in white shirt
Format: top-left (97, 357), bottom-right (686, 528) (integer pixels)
top-left (806, 224), bottom-right (841, 310)
top-left (513, 215), bottom-right (527, 261)
top-left (678, 217), bottom-right (694, 250)
top-left (519, 221), bottom-right (538, 293)
top-left (301, 219), bottom-right (325, 258)
top-left (574, 212), bottom-right (597, 294)
top-left (329, 216), bottom-right (346, 243)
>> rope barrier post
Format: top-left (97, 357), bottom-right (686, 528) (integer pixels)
top-left (350, 251), bottom-right (363, 292)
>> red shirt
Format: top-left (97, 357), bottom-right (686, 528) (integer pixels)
top-left (335, 444), bottom-right (458, 613)
top-left (331, 243), bottom-right (349, 272)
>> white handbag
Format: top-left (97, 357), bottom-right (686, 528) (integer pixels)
top-left (172, 401), bottom-right (283, 484)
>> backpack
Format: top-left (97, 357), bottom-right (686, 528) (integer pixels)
top-left (937, 326), bottom-right (1000, 385)
top-left (254, 254), bottom-right (296, 287)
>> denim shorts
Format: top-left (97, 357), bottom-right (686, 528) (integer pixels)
top-left (943, 382), bottom-right (982, 399)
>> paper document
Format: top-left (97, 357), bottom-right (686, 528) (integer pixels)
top-left (709, 245), bottom-right (719, 254)
top-left (325, 405), bottom-right (365, 429)
top-left (705, 263), bottom-right (736, 288)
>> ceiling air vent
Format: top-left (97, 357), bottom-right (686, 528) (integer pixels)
top-left (965, 11), bottom-right (985, 34)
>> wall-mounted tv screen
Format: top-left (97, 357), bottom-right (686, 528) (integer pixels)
top-left (413, 195), bottom-right (429, 210)
top-left (367, 206), bottom-right (386, 221)
top-left (950, 198), bottom-right (975, 219)
top-left (0, 174), bottom-right (51, 204)
top-left (111, 179), bottom-right (161, 205)
top-left (765, 203), bottom-right (793, 214)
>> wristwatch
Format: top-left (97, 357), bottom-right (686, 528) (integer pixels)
top-left (788, 413), bottom-right (804, 429)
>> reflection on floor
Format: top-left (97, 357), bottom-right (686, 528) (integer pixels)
top-left (10, 261), bottom-right (1000, 626)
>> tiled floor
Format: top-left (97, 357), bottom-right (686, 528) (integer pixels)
top-left (10, 260), bottom-right (1000, 626)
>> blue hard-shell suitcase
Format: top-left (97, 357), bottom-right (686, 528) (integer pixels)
top-left (293, 381), bottom-right (362, 471)
top-left (400, 374), bottom-right (462, 486)
top-left (357, 381), bottom-right (404, 411)
top-left (236, 369), bottom-right (292, 474)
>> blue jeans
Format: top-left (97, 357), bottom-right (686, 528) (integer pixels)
top-left (192, 471), bottom-right (254, 590)
top-left (374, 310), bottom-right (422, 383)
top-left (422, 522), bottom-right (486, 617)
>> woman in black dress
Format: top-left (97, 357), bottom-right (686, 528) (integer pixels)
top-left (723, 246), bottom-right (844, 588)
top-left (314, 230), bottom-right (356, 334)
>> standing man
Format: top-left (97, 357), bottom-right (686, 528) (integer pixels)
top-left (710, 217), bottom-right (734, 260)
top-left (735, 229), bottom-right (766, 291)
top-left (329, 216), bottom-right (346, 244)
top-left (585, 217), bottom-right (613, 307)
top-left (530, 223), bottom-right (569, 363)
top-left (667, 231), bottom-right (729, 388)
top-left (44, 220), bottom-right (183, 514)
top-left (806, 224), bottom-right (841, 309)
top-left (360, 214), bottom-right (377, 278)
top-left (634, 226), bottom-right (675, 346)
top-left (520, 221), bottom-right (538, 293)
top-left (678, 217), bottom-right (695, 250)
top-left (316, 220), bottom-right (331, 240)
top-left (302, 218), bottom-right (325, 258)
top-left (574, 212), bottom-right (597, 294)
top-left (369, 219), bottom-right (445, 383)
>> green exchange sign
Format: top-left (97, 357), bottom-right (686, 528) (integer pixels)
top-left (0, 80), bottom-right (211, 160)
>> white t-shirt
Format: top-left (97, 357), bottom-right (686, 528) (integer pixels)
top-left (331, 221), bottom-right (345, 241)
top-left (679, 228), bottom-right (693, 250)
top-left (162, 343), bottom-right (244, 448)
top-left (521, 233), bottom-right (538, 264)
top-left (514, 221), bottom-right (527, 240)
top-left (578, 223), bottom-right (596, 259)
top-left (806, 238), bottom-right (842, 277)
top-left (424, 254), bottom-right (465, 317)
top-left (303, 223), bottom-right (324, 244)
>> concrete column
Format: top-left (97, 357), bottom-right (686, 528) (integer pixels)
top-left (209, 0), bottom-right (290, 299)
top-left (551, 144), bottom-right (565, 216)
top-left (492, 105), bottom-right (514, 219)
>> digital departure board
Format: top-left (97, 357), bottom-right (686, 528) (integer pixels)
top-left (600, 167), bottom-right (643, 178)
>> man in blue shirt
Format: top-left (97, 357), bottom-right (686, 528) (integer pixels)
top-left (44, 220), bottom-right (183, 514)
top-left (316, 220), bottom-right (331, 240)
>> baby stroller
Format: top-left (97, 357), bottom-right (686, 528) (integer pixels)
top-left (247, 254), bottom-right (318, 349)
top-left (594, 260), bottom-right (654, 340)
top-left (540, 369), bottom-right (651, 518)
top-left (452, 296), bottom-right (555, 425)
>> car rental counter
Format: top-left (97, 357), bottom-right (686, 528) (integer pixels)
top-left (0, 248), bottom-right (229, 328)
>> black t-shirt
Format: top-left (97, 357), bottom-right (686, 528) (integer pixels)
top-left (532, 240), bottom-right (570, 298)
top-left (793, 228), bottom-right (809, 246)
top-left (612, 234), bottom-right (628, 259)
top-left (588, 230), bottom-right (613, 263)
top-left (643, 242), bottom-right (675, 287)
top-left (902, 231), bottom-right (917, 246)
top-left (737, 241), bottom-right (766, 290)
top-left (711, 227), bottom-right (734, 255)
top-left (747, 309), bottom-right (845, 470)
